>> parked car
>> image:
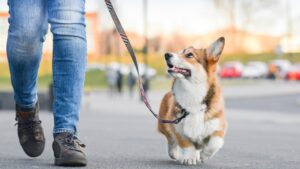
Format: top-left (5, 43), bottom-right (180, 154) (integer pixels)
top-left (268, 59), bottom-right (291, 79)
top-left (219, 61), bottom-right (243, 78)
top-left (286, 63), bottom-right (300, 80)
top-left (242, 61), bottom-right (268, 78)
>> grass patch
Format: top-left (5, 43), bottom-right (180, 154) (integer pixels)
top-left (84, 70), bottom-right (107, 89)
top-left (0, 69), bottom-right (108, 90)
top-left (0, 76), bottom-right (12, 90)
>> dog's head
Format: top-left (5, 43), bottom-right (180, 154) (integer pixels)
top-left (165, 37), bottom-right (225, 83)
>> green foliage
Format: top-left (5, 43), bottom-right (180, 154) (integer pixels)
top-left (37, 74), bottom-right (53, 89)
top-left (84, 70), bottom-right (107, 89)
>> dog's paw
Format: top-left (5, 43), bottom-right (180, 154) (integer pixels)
top-left (179, 147), bottom-right (198, 165)
top-left (168, 140), bottom-right (180, 160)
top-left (200, 151), bottom-right (211, 163)
top-left (196, 150), bottom-right (201, 163)
top-left (168, 145), bottom-right (179, 160)
top-left (200, 136), bottom-right (224, 163)
top-left (180, 157), bottom-right (197, 165)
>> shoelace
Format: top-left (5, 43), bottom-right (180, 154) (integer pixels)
top-left (63, 134), bottom-right (86, 150)
top-left (15, 119), bottom-right (42, 129)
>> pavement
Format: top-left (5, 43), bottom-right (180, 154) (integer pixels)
top-left (0, 81), bottom-right (300, 169)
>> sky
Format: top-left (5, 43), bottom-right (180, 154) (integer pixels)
top-left (1, 0), bottom-right (300, 37)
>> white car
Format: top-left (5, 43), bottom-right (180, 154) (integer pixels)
top-left (268, 59), bottom-right (291, 78)
top-left (242, 61), bottom-right (268, 78)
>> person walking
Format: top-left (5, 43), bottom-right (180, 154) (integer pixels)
top-left (127, 70), bottom-right (136, 97)
top-left (116, 69), bottom-right (123, 94)
top-left (7, 0), bottom-right (87, 166)
top-left (140, 75), bottom-right (149, 101)
top-left (106, 68), bottom-right (118, 96)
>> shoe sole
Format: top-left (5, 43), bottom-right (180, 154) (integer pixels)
top-left (55, 157), bottom-right (87, 166)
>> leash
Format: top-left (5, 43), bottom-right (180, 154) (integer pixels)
top-left (104, 0), bottom-right (189, 124)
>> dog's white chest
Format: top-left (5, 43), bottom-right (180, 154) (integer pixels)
top-left (176, 113), bottom-right (205, 142)
top-left (173, 80), bottom-right (220, 143)
top-left (176, 114), bottom-right (220, 142)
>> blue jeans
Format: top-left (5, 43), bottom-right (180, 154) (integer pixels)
top-left (7, 0), bottom-right (87, 135)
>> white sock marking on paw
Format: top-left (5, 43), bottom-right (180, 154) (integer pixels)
top-left (179, 147), bottom-right (198, 165)
top-left (200, 136), bottom-right (224, 163)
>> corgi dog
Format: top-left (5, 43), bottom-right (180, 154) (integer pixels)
top-left (158, 37), bottom-right (227, 165)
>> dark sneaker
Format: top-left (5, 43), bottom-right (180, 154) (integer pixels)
top-left (53, 132), bottom-right (87, 166)
top-left (15, 102), bottom-right (45, 157)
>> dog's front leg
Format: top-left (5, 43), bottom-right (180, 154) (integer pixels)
top-left (175, 133), bottom-right (197, 165)
top-left (167, 137), bottom-right (179, 160)
top-left (200, 135), bottom-right (224, 163)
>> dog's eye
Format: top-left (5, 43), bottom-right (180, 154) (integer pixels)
top-left (186, 53), bottom-right (193, 58)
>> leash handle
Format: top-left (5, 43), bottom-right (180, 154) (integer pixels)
top-left (104, 0), bottom-right (187, 124)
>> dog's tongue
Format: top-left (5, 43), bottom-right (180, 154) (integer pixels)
top-left (169, 67), bottom-right (188, 74)
top-left (168, 67), bottom-right (176, 71)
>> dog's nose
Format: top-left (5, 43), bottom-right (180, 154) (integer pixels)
top-left (165, 53), bottom-right (172, 60)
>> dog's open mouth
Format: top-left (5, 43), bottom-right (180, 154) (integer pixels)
top-left (167, 63), bottom-right (191, 77)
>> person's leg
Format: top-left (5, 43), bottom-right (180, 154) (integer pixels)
top-left (6, 0), bottom-right (48, 157)
top-left (48, 0), bottom-right (87, 135)
top-left (48, 0), bottom-right (87, 166)
top-left (7, 0), bottom-right (48, 108)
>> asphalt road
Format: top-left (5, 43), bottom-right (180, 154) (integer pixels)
top-left (226, 93), bottom-right (300, 114)
top-left (0, 82), bottom-right (300, 169)
top-left (223, 79), bottom-right (300, 115)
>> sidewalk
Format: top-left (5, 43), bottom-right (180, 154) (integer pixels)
top-left (0, 91), bottom-right (299, 169)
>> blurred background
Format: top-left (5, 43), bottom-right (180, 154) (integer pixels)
top-left (1, 0), bottom-right (300, 93)
top-left (0, 0), bottom-right (300, 115)
top-left (0, 0), bottom-right (300, 168)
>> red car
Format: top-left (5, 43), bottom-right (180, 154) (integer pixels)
top-left (286, 64), bottom-right (300, 80)
top-left (219, 62), bottom-right (243, 78)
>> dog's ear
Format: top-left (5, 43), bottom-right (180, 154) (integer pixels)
top-left (206, 37), bottom-right (225, 62)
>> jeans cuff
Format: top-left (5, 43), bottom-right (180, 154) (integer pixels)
top-left (53, 128), bottom-right (77, 136)
top-left (16, 100), bottom-right (37, 109)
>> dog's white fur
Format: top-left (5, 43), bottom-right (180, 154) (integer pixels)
top-left (169, 53), bottom-right (223, 164)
